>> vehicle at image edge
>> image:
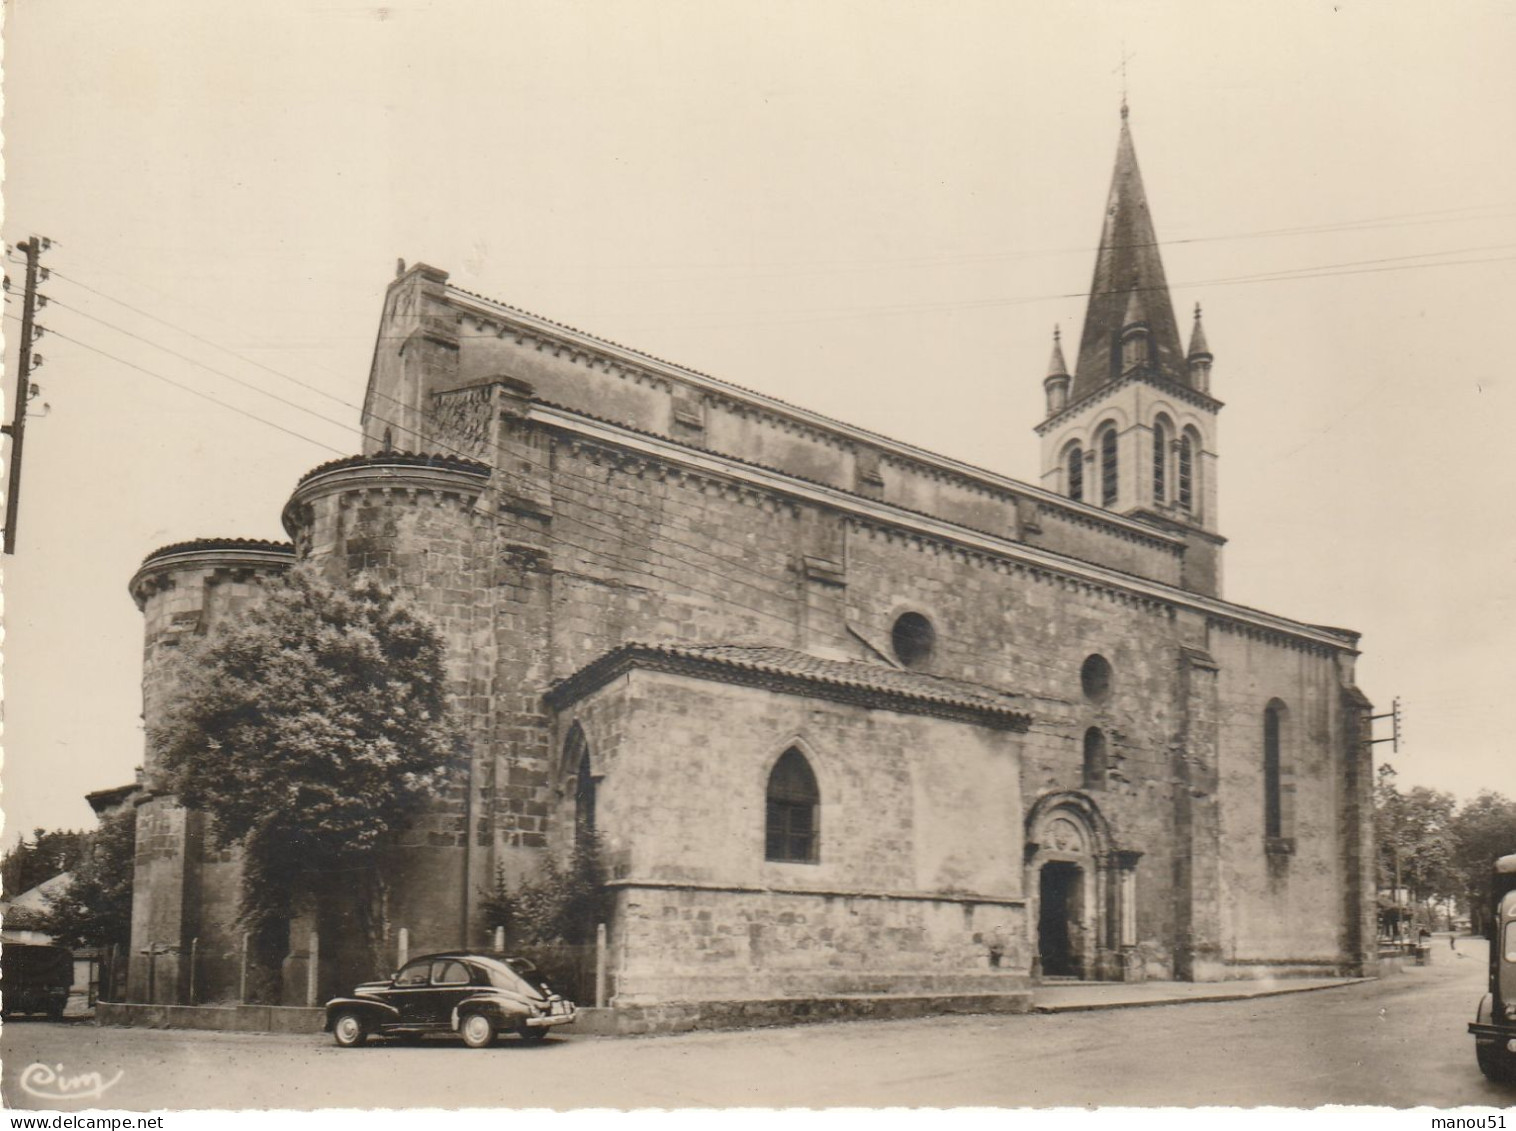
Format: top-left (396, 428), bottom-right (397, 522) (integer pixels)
top-left (323, 952), bottom-right (576, 1048)
top-left (0, 941), bottom-right (73, 1021)
top-left (1470, 852), bottom-right (1516, 1082)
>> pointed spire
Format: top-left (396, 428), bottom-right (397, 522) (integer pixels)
top-left (1046, 324), bottom-right (1071, 379)
top-left (1070, 109), bottom-right (1188, 399)
top-left (1187, 302), bottom-right (1212, 360)
top-left (1043, 325), bottom-right (1072, 416)
top-left (1187, 302), bottom-right (1213, 393)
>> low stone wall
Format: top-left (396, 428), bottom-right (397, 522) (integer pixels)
top-left (97, 1001), bottom-right (324, 1034)
top-left (607, 991), bottom-right (1033, 1036)
top-left (97, 993), bottom-right (1029, 1038)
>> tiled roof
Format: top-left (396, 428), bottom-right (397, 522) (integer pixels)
top-left (295, 451), bottom-right (490, 487)
top-left (139, 538), bottom-right (295, 569)
top-left (546, 641), bottom-right (1032, 730)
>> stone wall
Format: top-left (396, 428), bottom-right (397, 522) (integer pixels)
top-left (557, 669), bottom-right (1030, 1003)
top-left (125, 544), bottom-right (293, 1003)
top-left (1211, 624), bottom-right (1371, 973)
top-left (359, 267), bottom-right (1197, 594)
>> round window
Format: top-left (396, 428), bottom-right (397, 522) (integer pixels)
top-left (1081, 654), bottom-right (1113, 702)
top-left (892, 612), bottom-right (935, 668)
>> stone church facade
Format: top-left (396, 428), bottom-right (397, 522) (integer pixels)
top-left (124, 113), bottom-right (1377, 1024)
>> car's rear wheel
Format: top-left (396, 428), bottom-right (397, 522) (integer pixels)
top-left (332, 1011), bottom-right (368, 1048)
top-left (459, 1012), bottom-right (496, 1049)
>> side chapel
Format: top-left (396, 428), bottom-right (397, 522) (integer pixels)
top-left (124, 110), bottom-right (1377, 1026)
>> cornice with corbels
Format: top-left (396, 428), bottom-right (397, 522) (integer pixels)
top-left (559, 433), bottom-right (802, 519)
top-left (1206, 616), bottom-right (1339, 657)
top-left (1035, 372), bottom-right (1224, 436)
top-left (844, 516), bottom-right (1176, 619)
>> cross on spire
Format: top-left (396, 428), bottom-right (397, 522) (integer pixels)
top-left (1114, 46), bottom-right (1136, 118)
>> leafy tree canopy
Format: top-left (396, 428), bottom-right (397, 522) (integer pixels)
top-left (1449, 790), bottom-right (1516, 933)
top-left (2, 828), bottom-right (87, 899)
top-left (151, 565), bottom-right (461, 928)
top-left (42, 808), bottom-right (136, 951)
top-left (1374, 764), bottom-right (1458, 906)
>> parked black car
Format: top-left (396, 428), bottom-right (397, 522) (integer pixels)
top-left (323, 952), bottom-right (576, 1048)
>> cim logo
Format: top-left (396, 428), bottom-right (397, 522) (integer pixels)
top-left (18, 1062), bottom-right (124, 1103)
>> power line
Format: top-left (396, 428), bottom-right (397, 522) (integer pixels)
top-left (44, 295), bottom-right (359, 433)
top-left (47, 270), bottom-right (360, 412)
top-left (45, 327), bottom-right (348, 457)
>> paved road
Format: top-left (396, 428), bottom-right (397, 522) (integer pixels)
top-left (4, 938), bottom-right (1511, 1110)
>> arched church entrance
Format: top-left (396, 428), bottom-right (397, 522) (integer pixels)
top-left (1025, 793), bottom-right (1144, 983)
top-left (1037, 859), bottom-right (1085, 977)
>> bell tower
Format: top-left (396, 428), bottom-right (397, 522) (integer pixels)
top-left (1035, 108), bottom-right (1225, 596)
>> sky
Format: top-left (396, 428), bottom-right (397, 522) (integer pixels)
top-left (2, 0), bottom-right (1514, 843)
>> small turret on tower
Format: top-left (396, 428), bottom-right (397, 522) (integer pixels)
top-left (1119, 285), bottom-right (1152, 376)
top-left (1043, 326), bottom-right (1072, 416)
top-left (1187, 303), bottom-right (1213, 393)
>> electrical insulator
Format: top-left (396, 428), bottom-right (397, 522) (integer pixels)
top-left (38, 267), bottom-right (51, 282)
top-left (36, 294), bottom-right (49, 308)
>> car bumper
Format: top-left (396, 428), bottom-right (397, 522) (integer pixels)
top-left (525, 1004), bottom-right (577, 1028)
top-left (1469, 1022), bottom-right (1516, 1041)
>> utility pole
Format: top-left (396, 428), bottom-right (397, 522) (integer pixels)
top-left (1368, 696), bottom-right (1402, 753)
top-left (3, 236), bottom-right (49, 555)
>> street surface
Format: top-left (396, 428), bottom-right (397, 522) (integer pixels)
top-left (3, 937), bottom-right (1510, 1110)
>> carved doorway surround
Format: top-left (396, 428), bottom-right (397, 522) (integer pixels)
top-left (1024, 792), bottom-right (1144, 982)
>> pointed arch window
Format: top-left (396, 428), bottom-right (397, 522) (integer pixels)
top-left (1152, 419), bottom-right (1168, 503)
top-left (766, 748), bottom-right (819, 864)
top-left (1263, 699), bottom-right (1294, 850)
top-left (1066, 443), bottom-right (1084, 502)
top-left (1178, 434), bottom-right (1195, 512)
top-left (1100, 427), bottom-right (1118, 507)
top-left (564, 724), bottom-right (596, 847)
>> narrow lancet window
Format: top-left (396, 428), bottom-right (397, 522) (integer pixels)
top-left (1178, 435), bottom-right (1194, 511)
top-left (766, 748), bottom-right (819, 864)
top-left (1067, 444), bottom-right (1084, 502)
top-left (1152, 421), bottom-right (1168, 503)
top-left (1100, 428), bottom-right (1118, 507)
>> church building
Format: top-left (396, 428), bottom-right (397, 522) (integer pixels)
top-left (124, 111), bottom-right (1378, 1028)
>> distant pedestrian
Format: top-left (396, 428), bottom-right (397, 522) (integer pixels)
top-left (1450, 933), bottom-right (1457, 951)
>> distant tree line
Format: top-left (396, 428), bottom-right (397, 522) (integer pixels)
top-left (1375, 763), bottom-right (1516, 936)
top-left (2, 828), bottom-right (87, 904)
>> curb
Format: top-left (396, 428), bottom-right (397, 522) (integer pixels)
top-left (1032, 977), bottom-right (1374, 1014)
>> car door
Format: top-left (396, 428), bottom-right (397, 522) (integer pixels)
top-left (385, 959), bottom-right (437, 1029)
top-left (427, 959), bottom-right (477, 1029)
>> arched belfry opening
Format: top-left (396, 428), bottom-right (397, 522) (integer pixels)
top-left (1025, 792), bottom-right (1143, 983)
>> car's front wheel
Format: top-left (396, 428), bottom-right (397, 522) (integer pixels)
top-left (459, 1012), bottom-right (496, 1049)
top-left (1477, 1040), bottom-right (1516, 1083)
top-left (332, 1012), bottom-right (368, 1048)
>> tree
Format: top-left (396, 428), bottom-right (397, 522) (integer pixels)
top-left (2, 827), bottom-right (87, 898)
top-left (1450, 791), bottom-right (1516, 935)
top-left (40, 808), bottom-right (136, 951)
top-left (151, 565), bottom-right (461, 995)
top-left (1375, 764), bottom-right (1458, 934)
top-left (482, 833), bottom-right (609, 949)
